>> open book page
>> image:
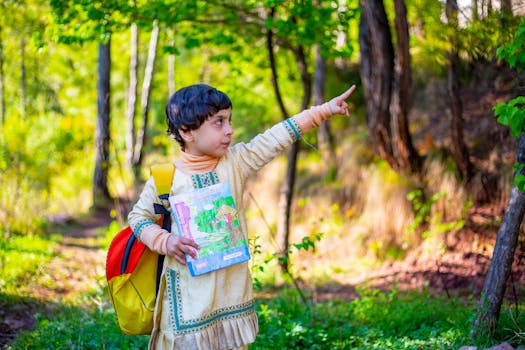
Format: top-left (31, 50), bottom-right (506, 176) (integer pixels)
top-left (169, 182), bottom-right (250, 276)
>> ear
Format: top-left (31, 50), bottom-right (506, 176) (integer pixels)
top-left (179, 128), bottom-right (194, 143)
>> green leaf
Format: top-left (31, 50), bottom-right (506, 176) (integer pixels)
top-left (514, 174), bottom-right (525, 192)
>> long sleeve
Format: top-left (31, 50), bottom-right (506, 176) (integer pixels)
top-left (229, 102), bottom-right (333, 178)
top-left (127, 177), bottom-right (171, 255)
top-left (292, 103), bottom-right (332, 134)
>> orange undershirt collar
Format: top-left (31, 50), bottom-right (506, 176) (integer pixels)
top-left (177, 150), bottom-right (220, 173)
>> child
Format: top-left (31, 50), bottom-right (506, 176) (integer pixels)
top-left (128, 83), bottom-right (356, 350)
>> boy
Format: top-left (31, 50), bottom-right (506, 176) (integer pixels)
top-left (128, 83), bottom-right (355, 350)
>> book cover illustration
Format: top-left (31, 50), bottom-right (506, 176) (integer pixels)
top-left (168, 182), bottom-right (250, 276)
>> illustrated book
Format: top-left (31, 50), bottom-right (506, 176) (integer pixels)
top-left (168, 182), bottom-right (250, 276)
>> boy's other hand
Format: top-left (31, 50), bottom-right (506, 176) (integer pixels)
top-left (328, 85), bottom-right (356, 117)
top-left (166, 235), bottom-right (200, 265)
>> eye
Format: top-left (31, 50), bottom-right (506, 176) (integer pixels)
top-left (215, 119), bottom-right (223, 126)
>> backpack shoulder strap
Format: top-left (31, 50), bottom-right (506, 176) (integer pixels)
top-left (150, 163), bottom-right (175, 196)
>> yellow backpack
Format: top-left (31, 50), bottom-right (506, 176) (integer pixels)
top-left (106, 163), bottom-right (174, 335)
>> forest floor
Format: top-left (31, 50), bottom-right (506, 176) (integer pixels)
top-left (2, 63), bottom-right (525, 348)
top-left (2, 199), bottom-right (524, 348)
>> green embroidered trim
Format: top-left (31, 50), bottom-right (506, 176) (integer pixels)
top-left (191, 170), bottom-right (220, 189)
top-left (132, 219), bottom-right (155, 239)
top-left (167, 269), bottom-right (255, 335)
top-left (283, 118), bottom-right (303, 142)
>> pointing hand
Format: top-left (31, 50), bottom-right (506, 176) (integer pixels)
top-left (328, 85), bottom-right (356, 117)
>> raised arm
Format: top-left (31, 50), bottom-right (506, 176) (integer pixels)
top-left (229, 84), bottom-right (357, 178)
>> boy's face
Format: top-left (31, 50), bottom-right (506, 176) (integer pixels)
top-left (180, 108), bottom-right (233, 158)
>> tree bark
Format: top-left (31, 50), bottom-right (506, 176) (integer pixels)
top-left (266, 7), bottom-right (290, 273)
top-left (446, 0), bottom-right (473, 182)
top-left (126, 22), bottom-right (139, 167)
top-left (168, 31), bottom-right (176, 97)
top-left (501, 0), bottom-right (512, 15)
top-left (277, 43), bottom-right (311, 272)
top-left (358, 0), bottom-right (397, 169)
top-left (266, 8), bottom-right (312, 274)
top-left (314, 44), bottom-right (336, 169)
top-left (390, 0), bottom-right (421, 174)
top-left (133, 20), bottom-right (159, 174)
top-left (471, 133), bottom-right (525, 339)
top-left (0, 25), bottom-right (5, 125)
top-left (93, 40), bottom-right (112, 208)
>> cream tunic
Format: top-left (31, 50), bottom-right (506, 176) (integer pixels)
top-left (128, 104), bottom-right (332, 350)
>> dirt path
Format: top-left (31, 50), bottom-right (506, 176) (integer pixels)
top-left (0, 209), bottom-right (113, 348)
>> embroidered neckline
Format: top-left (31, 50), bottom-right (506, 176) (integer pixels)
top-left (191, 171), bottom-right (220, 189)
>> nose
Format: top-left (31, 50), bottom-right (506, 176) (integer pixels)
top-left (224, 122), bottom-right (233, 136)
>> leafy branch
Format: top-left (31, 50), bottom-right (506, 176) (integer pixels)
top-left (494, 17), bottom-right (525, 191)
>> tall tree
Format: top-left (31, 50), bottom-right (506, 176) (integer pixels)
top-left (133, 19), bottom-right (159, 174)
top-left (471, 136), bottom-right (525, 338)
top-left (471, 19), bottom-right (525, 340)
top-left (126, 18), bottom-right (139, 167)
top-left (314, 44), bottom-right (337, 169)
top-left (390, 0), bottom-right (421, 173)
top-left (266, 6), bottom-right (296, 273)
top-left (358, 0), bottom-right (397, 169)
top-left (501, 0), bottom-right (512, 15)
top-left (93, 40), bottom-right (112, 208)
top-left (446, 0), bottom-right (473, 181)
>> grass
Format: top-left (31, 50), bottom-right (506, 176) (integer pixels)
top-left (254, 287), bottom-right (474, 350)
top-left (1, 230), bottom-right (524, 350)
top-left (0, 234), bottom-right (60, 295)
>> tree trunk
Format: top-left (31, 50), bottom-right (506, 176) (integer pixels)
top-left (133, 20), bottom-right (159, 174)
top-left (391, 0), bottom-right (421, 174)
top-left (501, 0), bottom-right (512, 15)
top-left (266, 7), bottom-right (312, 274)
top-left (358, 0), bottom-right (397, 169)
top-left (266, 7), bottom-right (290, 273)
top-left (471, 133), bottom-right (525, 339)
top-left (0, 25), bottom-right (5, 125)
top-left (126, 22), bottom-right (139, 167)
top-left (93, 40), bottom-right (112, 209)
top-left (168, 32), bottom-right (176, 97)
top-left (472, 0), bottom-right (479, 20)
top-left (446, 0), bottom-right (473, 182)
top-left (275, 44), bottom-right (311, 272)
top-left (20, 39), bottom-right (26, 118)
top-left (314, 44), bottom-right (336, 169)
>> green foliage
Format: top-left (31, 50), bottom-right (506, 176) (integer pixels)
top-left (496, 17), bottom-right (525, 72)
top-left (461, 12), bottom-right (520, 62)
top-left (405, 189), bottom-right (466, 251)
top-left (0, 112), bottom-right (94, 236)
top-left (9, 303), bottom-right (149, 349)
top-left (494, 96), bottom-right (525, 137)
top-left (3, 233), bottom-right (525, 349)
top-left (6, 279), bottom-right (150, 350)
top-left (254, 287), bottom-right (473, 349)
top-left (0, 234), bottom-right (59, 294)
top-left (494, 19), bottom-right (525, 191)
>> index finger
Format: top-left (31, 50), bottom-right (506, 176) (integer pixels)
top-left (339, 85), bottom-right (356, 101)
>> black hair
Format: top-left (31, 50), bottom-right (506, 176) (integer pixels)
top-left (165, 84), bottom-right (232, 147)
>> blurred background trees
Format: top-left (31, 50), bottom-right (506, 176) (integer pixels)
top-left (0, 0), bottom-right (524, 340)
